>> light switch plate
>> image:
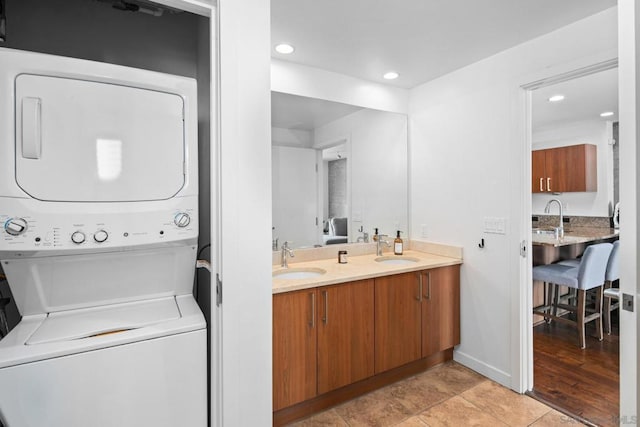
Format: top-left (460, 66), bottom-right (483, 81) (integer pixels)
top-left (483, 216), bottom-right (507, 234)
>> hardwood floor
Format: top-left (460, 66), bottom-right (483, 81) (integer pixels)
top-left (532, 316), bottom-right (619, 427)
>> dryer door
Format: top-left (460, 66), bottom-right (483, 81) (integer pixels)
top-left (15, 74), bottom-right (185, 202)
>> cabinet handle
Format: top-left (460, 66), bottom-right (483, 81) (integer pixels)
top-left (309, 292), bottom-right (315, 328)
top-left (416, 273), bottom-right (423, 301)
top-left (539, 178), bottom-right (543, 192)
top-left (322, 290), bottom-right (328, 325)
top-left (547, 177), bottom-right (551, 192)
top-left (426, 272), bottom-right (432, 300)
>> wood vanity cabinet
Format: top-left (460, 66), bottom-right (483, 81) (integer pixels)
top-left (532, 144), bottom-right (597, 193)
top-left (421, 265), bottom-right (461, 357)
top-left (374, 265), bottom-right (461, 373)
top-left (272, 279), bottom-right (374, 410)
top-left (273, 289), bottom-right (317, 411)
top-left (273, 266), bottom-right (460, 416)
top-left (374, 272), bottom-right (423, 373)
top-left (317, 279), bottom-right (374, 394)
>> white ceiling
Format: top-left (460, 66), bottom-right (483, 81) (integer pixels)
top-left (271, 0), bottom-right (617, 89)
top-left (271, 91), bottom-right (364, 130)
top-left (532, 67), bottom-right (618, 130)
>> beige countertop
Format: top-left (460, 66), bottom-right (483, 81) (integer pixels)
top-left (272, 250), bottom-right (462, 294)
top-left (532, 227), bottom-right (619, 247)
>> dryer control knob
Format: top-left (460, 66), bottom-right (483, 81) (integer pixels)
top-left (4, 218), bottom-right (28, 236)
top-left (71, 231), bottom-right (86, 244)
top-left (94, 230), bottom-right (108, 243)
top-left (174, 213), bottom-right (191, 228)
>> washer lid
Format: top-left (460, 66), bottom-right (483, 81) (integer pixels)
top-left (26, 297), bottom-right (180, 345)
top-left (15, 74), bottom-right (185, 202)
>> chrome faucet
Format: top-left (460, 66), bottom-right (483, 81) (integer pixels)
top-left (281, 241), bottom-right (294, 268)
top-left (544, 199), bottom-right (564, 238)
top-left (376, 234), bottom-right (391, 256)
top-left (357, 231), bottom-right (369, 243)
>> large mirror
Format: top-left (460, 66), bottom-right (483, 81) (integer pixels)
top-left (531, 66), bottom-right (618, 217)
top-left (271, 92), bottom-right (408, 250)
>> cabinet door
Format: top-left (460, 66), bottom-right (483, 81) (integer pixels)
top-left (273, 290), bottom-right (317, 411)
top-left (545, 147), bottom-right (568, 193)
top-left (317, 280), bottom-right (374, 394)
top-left (374, 272), bottom-right (422, 373)
top-left (422, 265), bottom-right (461, 357)
top-left (563, 144), bottom-right (597, 192)
top-left (531, 150), bottom-right (547, 193)
top-left (544, 144), bottom-right (597, 193)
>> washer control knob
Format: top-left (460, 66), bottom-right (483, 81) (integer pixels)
top-left (174, 212), bottom-right (191, 228)
top-left (4, 218), bottom-right (28, 236)
top-left (71, 231), bottom-right (86, 244)
top-left (94, 230), bottom-right (108, 243)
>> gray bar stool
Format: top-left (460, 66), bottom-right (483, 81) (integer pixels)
top-left (532, 242), bottom-right (613, 348)
top-left (602, 241), bottom-right (620, 334)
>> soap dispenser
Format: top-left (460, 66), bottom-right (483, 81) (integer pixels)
top-left (373, 228), bottom-right (379, 242)
top-left (394, 230), bottom-right (403, 255)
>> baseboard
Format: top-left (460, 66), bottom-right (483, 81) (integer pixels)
top-left (453, 350), bottom-right (512, 389)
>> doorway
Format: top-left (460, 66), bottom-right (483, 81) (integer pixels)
top-left (524, 63), bottom-right (620, 425)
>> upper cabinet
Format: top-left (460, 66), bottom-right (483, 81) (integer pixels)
top-left (532, 144), bottom-right (597, 193)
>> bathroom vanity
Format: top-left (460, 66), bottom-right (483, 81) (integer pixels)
top-left (271, 246), bottom-right (462, 425)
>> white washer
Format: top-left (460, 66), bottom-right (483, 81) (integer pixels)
top-left (0, 48), bottom-right (206, 427)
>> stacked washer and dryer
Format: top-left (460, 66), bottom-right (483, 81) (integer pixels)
top-left (0, 48), bottom-right (207, 426)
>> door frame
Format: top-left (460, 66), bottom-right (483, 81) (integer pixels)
top-left (517, 58), bottom-right (626, 414)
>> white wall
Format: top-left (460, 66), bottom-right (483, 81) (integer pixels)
top-left (272, 146), bottom-right (318, 248)
top-left (218, 0), bottom-right (272, 425)
top-left (271, 127), bottom-right (313, 148)
top-left (532, 120), bottom-right (614, 217)
top-left (314, 109), bottom-right (408, 240)
top-left (409, 7), bottom-right (617, 390)
top-left (272, 59), bottom-right (409, 114)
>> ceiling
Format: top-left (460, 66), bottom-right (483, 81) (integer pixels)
top-left (271, 0), bottom-right (617, 89)
top-left (271, 91), bottom-right (364, 130)
top-left (532, 67), bottom-right (618, 130)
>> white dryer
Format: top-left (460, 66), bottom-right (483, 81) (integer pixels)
top-left (0, 48), bottom-right (206, 427)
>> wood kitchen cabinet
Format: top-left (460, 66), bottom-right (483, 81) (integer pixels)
top-left (374, 265), bottom-right (461, 373)
top-left (532, 144), bottom-right (597, 193)
top-left (273, 279), bottom-right (375, 410)
top-left (273, 289), bottom-right (317, 411)
top-left (317, 279), bottom-right (374, 394)
top-left (421, 265), bottom-right (461, 357)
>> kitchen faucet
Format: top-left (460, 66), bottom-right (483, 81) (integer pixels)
top-left (376, 234), bottom-right (391, 256)
top-left (281, 241), bottom-right (294, 268)
top-left (544, 198), bottom-right (564, 238)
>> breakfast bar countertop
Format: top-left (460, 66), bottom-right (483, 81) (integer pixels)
top-left (531, 227), bottom-right (619, 247)
top-left (272, 250), bottom-right (462, 294)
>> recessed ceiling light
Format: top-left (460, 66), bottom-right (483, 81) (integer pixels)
top-left (548, 95), bottom-right (565, 102)
top-left (383, 71), bottom-right (399, 80)
top-left (600, 111), bottom-right (615, 117)
top-left (274, 44), bottom-right (295, 54)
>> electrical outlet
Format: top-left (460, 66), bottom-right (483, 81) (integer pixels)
top-left (421, 224), bottom-right (428, 238)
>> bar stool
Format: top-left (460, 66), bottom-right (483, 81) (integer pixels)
top-left (532, 242), bottom-right (613, 348)
top-left (603, 241), bottom-right (620, 334)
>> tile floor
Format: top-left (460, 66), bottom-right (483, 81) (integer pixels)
top-left (291, 362), bottom-right (585, 427)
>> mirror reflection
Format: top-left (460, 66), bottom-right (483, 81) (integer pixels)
top-left (271, 92), bottom-right (408, 250)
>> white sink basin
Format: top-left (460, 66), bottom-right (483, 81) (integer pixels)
top-left (273, 267), bottom-right (326, 280)
top-left (375, 256), bottom-right (420, 265)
